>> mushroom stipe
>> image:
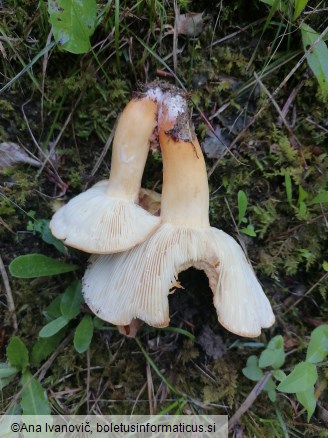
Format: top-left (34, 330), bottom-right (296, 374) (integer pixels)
top-left (50, 98), bottom-right (161, 253)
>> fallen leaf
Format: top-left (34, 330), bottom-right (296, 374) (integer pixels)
top-left (139, 188), bottom-right (161, 216)
top-left (0, 142), bottom-right (40, 173)
top-left (176, 12), bottom-right (204, 37)
top-left (202, 127), bottom-right (229, 158)
top-left (197, 325), bottom-right (226, 359)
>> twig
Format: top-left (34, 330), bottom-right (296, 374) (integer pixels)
top-left (284, 272), bottom-right (328, 315)
top-left (276, 212), bottom-right (328, 239)
top-left (228, 372), bottom-right (272, 431)
top-left (253, 72), bottom-right (306, 168)
top-left (37, 92), bottom-right (84, 176)
top-left (146, 362), bottom-right (155, 415)
top-left (91, 122), bottom-right (117, 177)
top-left (306, 117), bottom-right (328, 134)
top-left (86, 348), bottom-right (91, 413)
top-left (41, 31), bottom-right (53, 127)
top-left (208, 18), bottom-right (267, 48)
top-left (38, 333), bottom-right (73, 381)
top-left (0, 255), bottom-right (18, 331)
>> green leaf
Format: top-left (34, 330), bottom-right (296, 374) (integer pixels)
top-left (93, 317), bottom-right (105, 329)
top-left (298, 185), bottom-right (308, 206)
top-left (310, 191), bottom-right (328, 205)
top-left (306, 324), bottom-right (328, 363)
top-left (0, 365), bottom-right (18, 378)
top-left (277, 362), bottom-right (318, 393)
top-left (273, 369), bottom-right (286, 381)
top-left (323, 261), bottom-right (328, 272)
top-left (240, 224), bottom-right (257, 237)
top-left (293, 0), bottom-right (309, 20)
top-left (39, 316), bottom-right (70, 338)
top-left (44, 294), bottom-right (63, 320)
top-left (6, 337), bottom-right (29, 371)
top-left (48, 0), bottom-right (97, 54)
top-left (20, 370), bottom-right (51, 415)
top-left (238, 190), bottom-right (248, 226)
top-left (31, 330), bottom-right (67, 365)
top-left (301, 23), bottom-right (328, 92)
top-left (242, 355), bottom-right (263, 381)
top-left (33, 219), bottom-right (67, 254)
top-left (296, 386), bottom-right (316, 422)
top-left (259, 0), bottom-right (288, 13)
top-left (60, 280), bottom-right (83, 320)
top-left (74, 315), bottom-right (94, 353)
top-left (259, 335), bottom-right (285, 369)
top-left (284, 173), bottom-right (293, 206)
top-left (264, 377), bottom-right (277, 402)
top-left (9, 254), bottom-right (78, 278)
top-left (0, 377), bottom-right (12, 391)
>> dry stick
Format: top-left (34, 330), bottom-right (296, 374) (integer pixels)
top-left (86, 349), bottom-right (91, 414)
top-left (276, 212), bottom-right (328, 239)
top-left (280, 80), bottom-right (304, 127)
top-left (208, 24), bottom-right (328, 179)
top-left (306, 117), bottom-right (328, 134)
top-left (21, 101), bottom-right (67, 190)
top-left (90, 122), bottom-right (117, 177)
top-left (253, 72), bottom-right (295, 135)
top-left (253, 72), bottom-right (307, 168)
top-left (228, 372), bottom-right (272, 432)
top-left (37, 92), bottom-right (84, 177)
top-left (41, 31), bottom-right (53, 127)
top-left (284, 272), bottom-right (328, 315)
top-left (208, 18), bottom-right (267, 48)
top-left (146, 362), bottom-right (155, 415)
top-left (0, 255), bottom-right (18, 331)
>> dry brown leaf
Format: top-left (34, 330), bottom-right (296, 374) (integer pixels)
top-left (0, 142), bottom-right (40, 172)
top-left (176, 12), bottom-right (204, 38)
top-left (139, 188), bottom-right (161, 216)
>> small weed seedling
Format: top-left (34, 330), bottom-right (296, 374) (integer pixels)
top-left (237, 190), bottom-right (257, 237)
top-left (242, 326), bottom-right (328, 422)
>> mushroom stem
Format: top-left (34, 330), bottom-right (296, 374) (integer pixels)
top-left (107, 98), bottom-right (157, 202)
top-left (159, 110), bottom-right (210, 228)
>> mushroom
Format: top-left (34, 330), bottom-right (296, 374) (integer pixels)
top-left (50, 97), bottom-right (161, 253)
top-left (83, 90), bottom-right (275, 337)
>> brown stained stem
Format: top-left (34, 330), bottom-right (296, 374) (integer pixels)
top-left (0, 255), bottom-right (18, 331)
top-left (228, 372), bottom-right (272, 432)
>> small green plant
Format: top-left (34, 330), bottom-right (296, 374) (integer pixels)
top-left (0, 337), bottom-right (51, 414)
top-left (37, 280), bottom-right (95, 355)
top-left (237, 190), bottom-right (257, 237)
top-left (284, 172), bottom-right (328, 220)
top-left (242, 326), bottom-right (328, 421)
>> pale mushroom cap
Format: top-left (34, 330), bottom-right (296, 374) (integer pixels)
top-left (83, 223), bottom-right (275, 336)
top-left (50, 180), bottom-right (160, 253)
